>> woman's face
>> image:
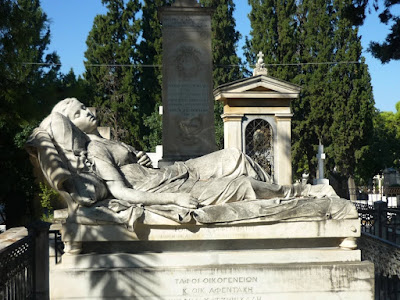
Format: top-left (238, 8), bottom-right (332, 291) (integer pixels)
top-left (66, 100), bottom-right (97, 133)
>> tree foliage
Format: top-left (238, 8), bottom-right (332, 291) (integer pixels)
top-left (246, 0), bottom-right (298, 81)
top-left (292, 0), bottom-right (335, 178)
top-left (139, 0), bottom-right (172, 151)
top-left (0, 0), bottom-right (62, 226)
top-left (199, 0), bottom-right (243, 148)
top-left (84, 0), bottom-right (143, 148)
top-left (346, 0), bottom-right (400, 62)
top-left (245, 0), bottom-right (375, 183)
top-left (361, 102), bottom-right (400, 179)
top-left (355, 110), bottom-right (398, 182)
top-left (326, 0), bottom-right (375, 181)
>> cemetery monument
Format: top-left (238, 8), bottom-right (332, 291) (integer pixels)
top-left (214, 51), bottom-right (299, 185)
top-left (25, 0), bottom-right (374, 298)
top-left (159, 0), bottom-right (216, 165)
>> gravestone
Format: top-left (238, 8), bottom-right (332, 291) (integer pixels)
top-left (314, 141), bottom-right (329, 185)
top-left (159, 0), bottom-right (216, 164)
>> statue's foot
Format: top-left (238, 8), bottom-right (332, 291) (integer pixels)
top-left (286, 182), bottom-right (311, 198)
top-left (308, 183), bottom-right (340, 199)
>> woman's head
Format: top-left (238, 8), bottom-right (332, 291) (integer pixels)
top-left (52, 98), bottom-right (97, 133)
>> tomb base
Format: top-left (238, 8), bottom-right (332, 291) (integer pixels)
top-left (50, 249), bottom-right (374, 299)
top-left (50, 219), bottom-right (374, 299)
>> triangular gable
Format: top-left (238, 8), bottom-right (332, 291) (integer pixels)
top-left (214, 75), bottom-right (301, 96)
top-left (248, 86), bottom-right (273, 92)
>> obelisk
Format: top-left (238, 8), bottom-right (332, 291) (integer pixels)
top-left (159, 0), bottom-right (216, 165)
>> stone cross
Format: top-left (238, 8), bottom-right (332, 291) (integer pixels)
top-left (257, 51), bottom-right (264, 64)
top-left (253, 51), bottom-right (268, 76)
top-left (313, 141), bottom-right (330, 185)
top-left (316, 141), bottom-right (326, 180)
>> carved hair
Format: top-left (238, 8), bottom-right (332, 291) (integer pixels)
top-left (51, 98), bottom-right (80, 116)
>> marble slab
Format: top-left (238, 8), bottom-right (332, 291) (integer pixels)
top-left (50, 257), bottom-right (374, 299)
top-left (62, 219), bottom-right (360, 243)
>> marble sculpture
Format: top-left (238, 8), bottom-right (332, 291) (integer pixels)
top-left (26, 98), bottom-right (358, 230)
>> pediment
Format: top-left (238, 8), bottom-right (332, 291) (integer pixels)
top-left (214, 75), bottom-right (301, 101)
top-left (247, 86), bottom-right (273, 92)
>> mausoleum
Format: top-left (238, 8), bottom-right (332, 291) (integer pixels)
top-left (214, 52), bottom-right (300, 185)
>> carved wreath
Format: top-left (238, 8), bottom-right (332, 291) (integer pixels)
top-left (174, 46), bottom-right (202, 78)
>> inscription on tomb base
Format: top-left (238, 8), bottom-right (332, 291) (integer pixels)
top-left (166, 268), bottom-right (263, 300)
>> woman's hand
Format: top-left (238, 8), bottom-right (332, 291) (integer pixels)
top-left (136, 151), bottom-right (152, 168)
top-left (174, 194), bottom-right (198, 209)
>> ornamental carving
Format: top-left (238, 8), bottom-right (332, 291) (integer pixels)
top-left (174, 46), bottom-right (202, 78)
top-left (359, 233), bottom-right (400, 277)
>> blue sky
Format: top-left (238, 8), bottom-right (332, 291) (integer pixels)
top-left (41, 0), bottom-right (400, 112)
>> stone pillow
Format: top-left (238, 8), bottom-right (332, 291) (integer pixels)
top-left (63, 173), bottom-right (109, 207)
top-left (38, 113), bottom-right (108, 207)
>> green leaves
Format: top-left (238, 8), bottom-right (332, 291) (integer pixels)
top-left (246, 0), bottom-right (375, 183)
top-left (84, 0), bottom-right (143, 148)
top-left (138, 0), bottom-right (171, 151)
top-left (0, 0), bottom-right (64, 226)
top-left (199, 0), bottom-right (243, 149)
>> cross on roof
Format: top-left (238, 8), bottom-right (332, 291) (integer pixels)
top-left (257, 51), bottom-right (264, 62)
top-left (253, 51), bottom-right (268, 76)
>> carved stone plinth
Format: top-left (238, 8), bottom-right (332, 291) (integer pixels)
top-left (51, 218), bottom-right (374, 299)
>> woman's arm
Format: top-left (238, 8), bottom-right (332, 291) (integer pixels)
top-left (90, 153), bottom-right (197, 209)
top-left (106, 180), bottom-right (198, 209)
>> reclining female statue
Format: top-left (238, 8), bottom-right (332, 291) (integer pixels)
top-left (26, 98), bottom-right (357, 228)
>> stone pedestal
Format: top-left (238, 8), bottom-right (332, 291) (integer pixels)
top-left (159, 1), bottom-right (216, 165)
top-left (51, 252), bottom-right (373, 300)
top-left (50, 219), bottom-right (374, 299)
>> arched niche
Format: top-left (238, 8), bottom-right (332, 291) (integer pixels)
top-left (243, 116), bottom-right (276, 177)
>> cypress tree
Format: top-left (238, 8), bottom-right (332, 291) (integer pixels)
top-left (327, 0), bottom-right (375, 182)
top-left (245, 0), bottom-right (278, 71)
top-left (199, 0), bottom-right (243, 148)
top-left (246, 0), bottom-right (375, 185)
top-left (245, 0), bottom-right (297, 81)
top-left (291, 0), bottom-right (335, 178)
top-left (138, 0), bottom-right (172, 151)
top-left (245, 0), bottom-right (332, 177)
top-left (0, 0), bottom-right (61, 226)
top-left (84, 0), bottom-right (143, 148)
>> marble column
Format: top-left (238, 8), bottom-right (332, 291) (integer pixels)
top-left (275, 113), bottom-right (293, 185)
top-left (221, 114), bottom-right (243, 150)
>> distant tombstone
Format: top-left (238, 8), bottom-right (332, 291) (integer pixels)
top-left (159, 0), bottom-right (216, 165)
top-left (313, 141), bottom-right (329, 185)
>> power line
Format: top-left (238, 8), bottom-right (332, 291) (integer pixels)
top-left (21, 60), bottom-right (361, 68)
top-left (216, 61), bottom-right (361, 67)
